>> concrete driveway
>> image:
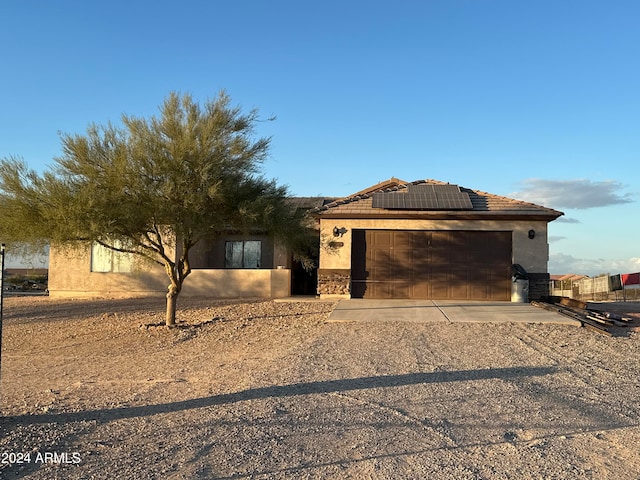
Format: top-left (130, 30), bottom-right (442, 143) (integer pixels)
top-left (327, 299), bottom-right (581, 326)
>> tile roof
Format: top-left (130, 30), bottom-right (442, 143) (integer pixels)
top-left (550, 274), bottom-right (588, 281)
top-left (287, 197), bottom-right (337, 210)
top-left (315, 178), bottom-right (564, 220)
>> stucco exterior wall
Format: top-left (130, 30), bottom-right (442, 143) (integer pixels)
top-left (48, 243), bottom-right (168, 298)
top-left (48, 243), bottom-right (291, 299)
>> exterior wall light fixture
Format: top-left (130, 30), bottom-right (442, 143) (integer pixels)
top-left (333, 226), bottom-right (348, 237)
top-left (528, 229), bottom-right (536, 239)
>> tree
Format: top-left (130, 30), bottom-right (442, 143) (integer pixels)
top-left (0, 91), bottom-right (312, 326)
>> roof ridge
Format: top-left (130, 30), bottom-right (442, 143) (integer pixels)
top-left (316, 178), bottom-right (464, 211)
top-left (318, 177), bottom-right (409, 210)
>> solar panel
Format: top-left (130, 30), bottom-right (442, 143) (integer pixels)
top-left (372, 193), bottom-right (405, 209)
top-left (404, 195), bottom-right (423, 209)
top-left (372, 184), bottom-right (473, 210)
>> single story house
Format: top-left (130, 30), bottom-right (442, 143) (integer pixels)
top-left (47, 177), bottom-right (563, 301)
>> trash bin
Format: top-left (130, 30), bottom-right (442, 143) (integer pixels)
top-left (511, 264), bottom-right (529, 303)
top-left (511, 279), bottom-right (529, 303)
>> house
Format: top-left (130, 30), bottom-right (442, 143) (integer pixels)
top-left (47, 177), bottom-right (563, 301)
top-left (315, 178), bottom-right (563, 301)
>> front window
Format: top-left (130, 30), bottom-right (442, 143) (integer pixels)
top-left (91, 240), bottom-right (133, 272)
top-left (225, 240), bottom-right (261, 268)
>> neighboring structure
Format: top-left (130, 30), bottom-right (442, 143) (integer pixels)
top-left (315, 178), bottom-right (563, 301)
top-left (47, 178), bottom-right (563, 301)
top-left (550, 272), bottom-right (640, 301)
top-left (549, 273), bottom-right (588, 297)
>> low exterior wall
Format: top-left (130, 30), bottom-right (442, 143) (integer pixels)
top-left (181, 269), bottom-right (291, 298)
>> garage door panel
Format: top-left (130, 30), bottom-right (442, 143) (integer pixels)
top-left (371, 231), bottom-right (393, 248)
top-left (450, 284), bottom-right (470, 299)
top-left (430, 275), bottom-right (450, 299)
top-left (367, 282), bottom-right (387, 298)
top-left (429, 245), bottom-right (450, 264)
top-left (488, 267), bottom-right (511, 299)
top-left (411, 282), bottom-right (430, 298)
top-left (431, 286), bottom-right (450, 299)
top-left (394, 232), bottom-right (413, 249)
top-left (447, 266), bottom-right (469, 299)
top-left (371, 250), bottom-right (392, 277)
top-left (352, 230), bottom-right (511, 300)
top-left (469, 272), bottom-right (494, 299)
top-left (393, 282), bottom-right (411, 298)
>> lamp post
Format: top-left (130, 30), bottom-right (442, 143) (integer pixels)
top-left (0, 243), bottom-right (5, 384)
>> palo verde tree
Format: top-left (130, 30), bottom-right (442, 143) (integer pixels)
top-left (0, 91), bottom-right (313, 325)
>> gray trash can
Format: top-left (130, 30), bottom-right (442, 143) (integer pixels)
top-left (510, 264), bottom-right (529, 303)
top-left (511, 279), bottom-right (529, 303)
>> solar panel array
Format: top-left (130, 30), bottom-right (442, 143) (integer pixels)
top-left (372, 184), bottom-right (473, 210)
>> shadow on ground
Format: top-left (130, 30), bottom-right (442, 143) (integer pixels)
top-left (5, 366), bottom-right (556, 426)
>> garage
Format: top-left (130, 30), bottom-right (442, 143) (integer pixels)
top-left (316, 178), bottom-right (563, 301)
top-left (351, 230), bottom-right (512, 300)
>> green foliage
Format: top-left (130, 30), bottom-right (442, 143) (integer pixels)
top-left (0, 91), bottom-right (309, 323)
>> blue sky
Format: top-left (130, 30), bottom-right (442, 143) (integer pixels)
top-left (1, 0), bottom-right (638, 275)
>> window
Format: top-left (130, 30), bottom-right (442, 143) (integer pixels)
top-left (91, 240), bottom-right (133, 272)
top-left (225, 240), bottom-right (261, 268)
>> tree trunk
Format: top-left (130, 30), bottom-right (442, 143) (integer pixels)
top-left (166, 285), bottom-right (179, 326)
top-left (163, 249), bottom-right (191, 327)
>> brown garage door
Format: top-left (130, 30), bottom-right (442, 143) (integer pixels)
top-left (351, 230), bottom-right (512, 300)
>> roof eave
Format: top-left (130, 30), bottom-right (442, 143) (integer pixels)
top-left (320, 211), bottom-right (563, 221)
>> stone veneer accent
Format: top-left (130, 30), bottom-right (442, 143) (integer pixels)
top-left (527, 272), bottom-right (550, 300)
top-left (317, 269), bottom-right (351, 296)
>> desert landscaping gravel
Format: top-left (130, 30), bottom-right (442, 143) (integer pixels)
top-left (1, 295), bottom-right (639, 479)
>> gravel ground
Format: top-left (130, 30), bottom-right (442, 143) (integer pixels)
top-left (1, 295), bottom-right (639, 479)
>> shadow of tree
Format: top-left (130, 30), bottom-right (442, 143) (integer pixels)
top-left (2, 296), bottom-right (263, 325)
top-left (5, 366), bottom-right (557, 426)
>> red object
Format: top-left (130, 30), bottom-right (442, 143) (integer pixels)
top-left (621, 272), bottom-right (640, 285)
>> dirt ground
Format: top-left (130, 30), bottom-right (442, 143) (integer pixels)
top-left (1, 295), bottom-right (639, 479)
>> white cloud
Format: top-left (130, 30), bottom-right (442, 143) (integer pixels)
top-left (548, 236), bottom-right (567, 243)
top-left (512, 178), bottom-right (635, 210)
top-left (554, 217), bottom-right (581, 224)
top-left (549, 253), bottom-right (640, 276)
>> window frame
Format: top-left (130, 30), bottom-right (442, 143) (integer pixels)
top-left (90, 240), bottom-right (134, 273)
top-left (224, 240), bottom-right (262, 269)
